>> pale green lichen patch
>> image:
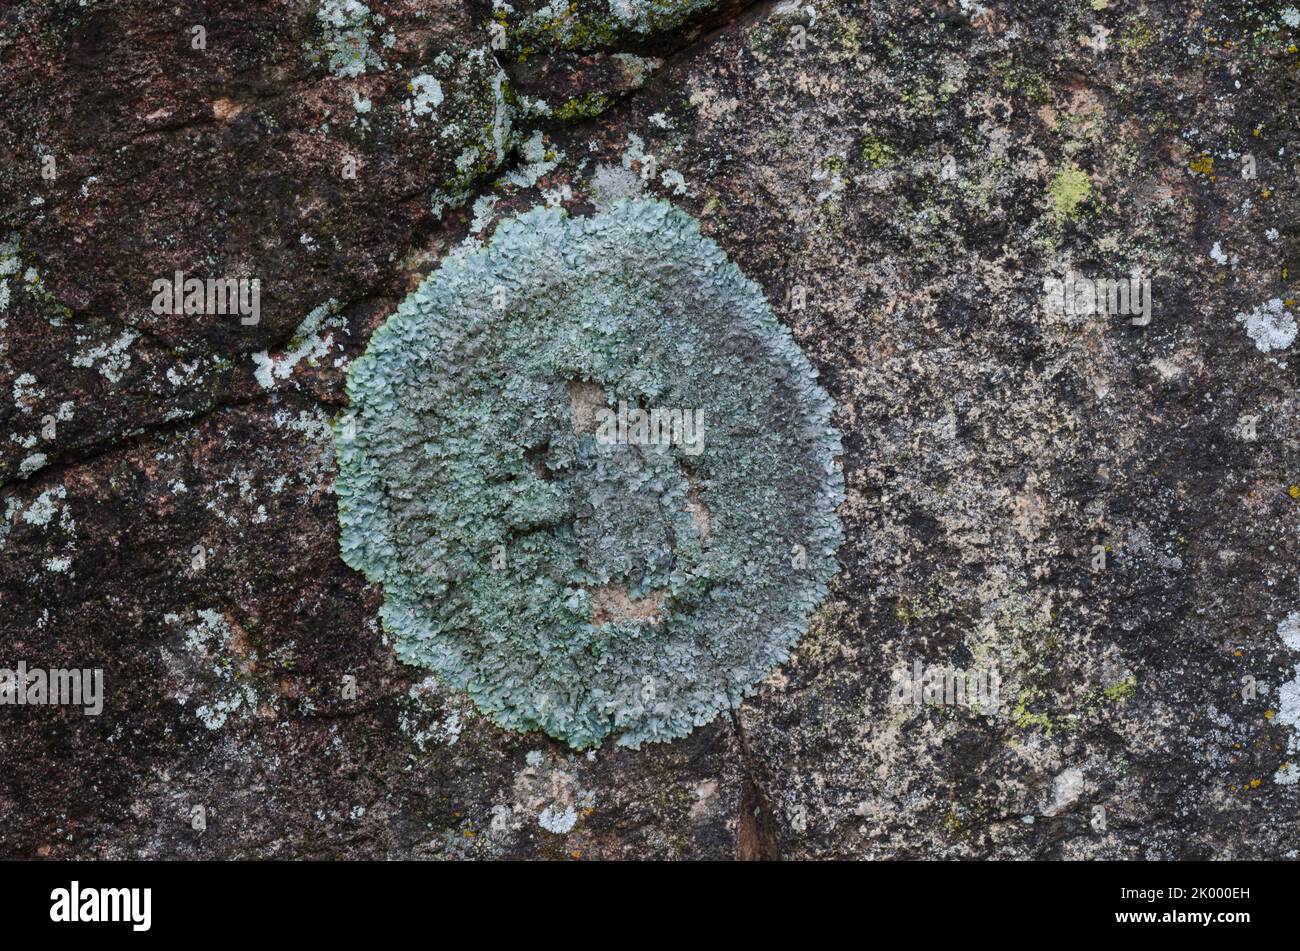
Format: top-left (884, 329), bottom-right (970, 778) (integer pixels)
top-left (251, 299), bottom-right (346, 389)
top-left (0, 233), bottom-right (21, 313)
top-left (420, 48), bottom-right (519, 218)
top-left (336, 199), bottom-right (843, 749)
top-left (0, 232), bottom-right (71, 326)
top-left (306, 0), bottom-right (392, 77)
top-left (504, 0), bottom-right (721, 55)
top-left (1047, 163), bottom-right (1092, 222)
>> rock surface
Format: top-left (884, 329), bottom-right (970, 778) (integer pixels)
top-left (1, 0), bottom-right (1299, 859)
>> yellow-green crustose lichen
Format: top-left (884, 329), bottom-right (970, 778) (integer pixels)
top-left (1047, 163), bottom-right (1092, 222)
top-left (335, 200), bottom-right (843, 748)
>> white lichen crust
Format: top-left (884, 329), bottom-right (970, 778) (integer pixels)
top-left (336, 199), bottom-right (843, 749)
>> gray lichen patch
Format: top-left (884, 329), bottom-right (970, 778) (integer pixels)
top-left (162, 608), bottom-right (270, 731)
top-left (1273, 612), bottom-right (1300, 785)
top-left (336, 198), bottom-right (843, 749)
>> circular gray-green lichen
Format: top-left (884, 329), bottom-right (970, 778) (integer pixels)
top-left (336, 199), bottom-right (843, 749)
